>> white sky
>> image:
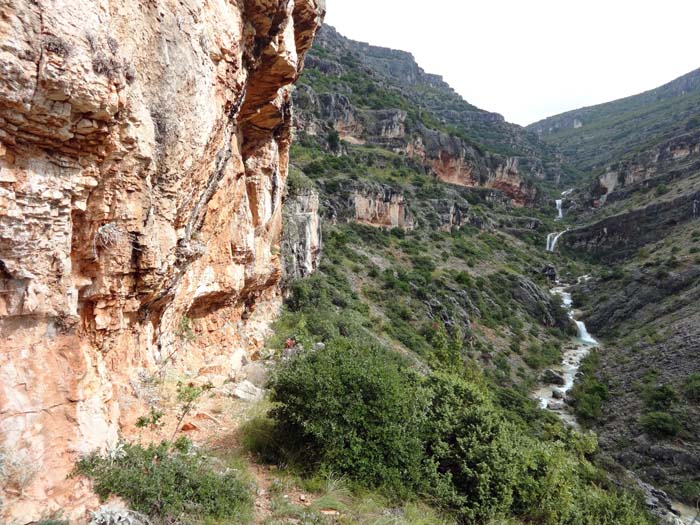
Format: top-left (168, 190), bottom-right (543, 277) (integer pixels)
top-left (324, 1), bottom-right (700, 126)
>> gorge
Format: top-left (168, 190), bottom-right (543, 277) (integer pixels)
top-left (1, 3), bottom-right (699, 525)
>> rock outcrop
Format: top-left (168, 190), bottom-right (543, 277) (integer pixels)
top-left (0, 0), bottom-right (324, 520)
top-left (591, 129), bottom-right (700, 206)
top-left (292, 25), bottom-right (555, 206)
top-left (322, 181), bottom-right (414, 230)
top-left (561, 188), bottom-right (700, 260)
top-left (282, 189), bottom-right (322, 281)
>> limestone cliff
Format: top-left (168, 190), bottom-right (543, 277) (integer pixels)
top-left (281, 189), bottom-right (322, 281)
top-left (0, 0), bottom-right (324, 520)
top-left (592, 129), bottom-right (700, 206)
top-left (291, 26), bottom-right (555, 206)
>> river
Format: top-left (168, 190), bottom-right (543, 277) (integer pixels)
top-left (536, 198), bottom-right (698, 525)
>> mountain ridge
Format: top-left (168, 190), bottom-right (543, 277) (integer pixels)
top-left (527, 67), bottom-right (700, 172)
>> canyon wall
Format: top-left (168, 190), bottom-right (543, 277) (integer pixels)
top-left (592, 129), bottom-right (700, 206)
top-left (562, 188), bottom-right (700, 261)
top-left (0, 0), bottom-right (324, 521)
top-left (292, 25), bottom-right (547, 207)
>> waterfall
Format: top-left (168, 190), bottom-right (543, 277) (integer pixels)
top-left (575, 320), bottom-right (598, 345)
top-left (556, 199), bottom-right (563, 219)
top-left (546, 230), bottom-right (566, 252)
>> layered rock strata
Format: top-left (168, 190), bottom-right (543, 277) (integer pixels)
top-left (281, 189), bottom-right (322, 281)
top-left (320, 181), bottom-right (413, 230)
top-left (0, 0), bottom-right (324, 520)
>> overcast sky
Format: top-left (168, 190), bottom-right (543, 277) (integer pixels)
top-left (324, 1), bottom-right (700, 126)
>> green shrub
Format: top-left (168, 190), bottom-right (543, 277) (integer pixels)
top-left (643, 383), bottom-right (678, 411)
top-left (268, 340), bottom-right (431, 497)
top-left (74, 441), bottom-right (252, 521)
top-left (639, 411), bottom-right (680, 438)
top-left (570, 352), bottom-right (609, 422)
top-left (426, 372), bottom-right (519, 522)
top-left (683, 374), bottom-right (700, 402)
top-left (327, 129), bottom-right (340, 151)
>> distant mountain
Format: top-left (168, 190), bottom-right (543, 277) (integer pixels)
top-left (527, 68), bottom-right (700, 172)
top-left (296, 25), bottom-right (570, 193)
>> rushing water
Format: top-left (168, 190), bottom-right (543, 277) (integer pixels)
top-left (533, 284), bottom-right (597, 427)
top-left (546, 231), bottom-right (566, 252)
top-left (533, 281), bottom-right (697, 524)
top-left (538, 214), bottom-right (698, 523)
top-left (555, 199), bottom-right (563, 219)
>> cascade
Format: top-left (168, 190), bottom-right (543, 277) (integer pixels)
top-left (535, 199), bottom-right (695, 525)
top-left (546, 230), bottom-right (566, 252)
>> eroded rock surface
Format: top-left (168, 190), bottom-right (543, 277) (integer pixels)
top-left (282, 189), bottom-right (322, 281)
top-left (292, 25), bottom-right (550, 206)
top-left (0, 0), bottom-right (324, 520)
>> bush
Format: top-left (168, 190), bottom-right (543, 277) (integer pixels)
top-left (327, 129), bottom-right (340, 151)
top-left (570, 352), bottom-right (609, 422)
top-left (426, 372), bottom-right (519, 522)
top-left (268, 340), bottom-right (431, 497)
top-left (683, 374), bottom-right (700, 402)
top-left (643, 383), bottom-right (678, 411)
top-left (74, 441), bottom-right (252, 522)
top-left (639, 411), bottom-right (680, 438)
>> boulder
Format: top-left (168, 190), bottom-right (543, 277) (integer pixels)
top-left (541, 369), bottom-right (566, 385)
top-left (232, 380), bottom-right (264, 402)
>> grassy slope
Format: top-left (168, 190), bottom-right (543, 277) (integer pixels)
top-left (528, 69), bottom-right (700, 172)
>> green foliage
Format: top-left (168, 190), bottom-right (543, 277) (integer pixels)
top-left (287, 165), bottom-right (315, 195)
top-left (570, 352), bottom-right (609, 422)
top-left (268, 340), bottom-right (430, 497)
top-left (75, 441), bottom-right (252, 522)
top-left (655, 183), bottom-right (670, 196)
top-left (426, 372), bottom-right (519, 522)
top-left (327, 129), bottom-right (340, 151)
top-left (262, 342), bottom-right (653, 524)
top-left (683, 373), bottom-right (700, 402)
top-left (643, 383), bottom-right (678, 411)
top-left (176, 316), bottom-right (195, 342)
top-left (169, 381), bottom-right (214, 444)
top-left (135, 407), bottom-right (164, 430)
top-left (639, 411), bottom-right (680, 438)
top-left (523, 341), bottom-right (563, 370)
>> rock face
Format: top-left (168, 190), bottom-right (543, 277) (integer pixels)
top-left (591, 129), bottom-right (700, 206)
top-left (322, 181), bottom-right (414, 230)
top-left (409, 128), bottom-right (538, 207)
top-left (0, 0), bottom-right (324, 520)
top-left (352, 186), bottom-right (414, 230)
top-left (282, 189), bottom-right (322, 281)
top-left (292, 25), bottom-right (555, 206)
top-left (512, 278), bottom-right (572, 330)
top-left (562, 188), bottom-right (700, 261)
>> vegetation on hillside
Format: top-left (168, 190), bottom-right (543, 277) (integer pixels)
top-left (528, 69), bottom-right (700, 171)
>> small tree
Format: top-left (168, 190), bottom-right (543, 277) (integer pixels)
top-left (169, 381), bottom-right (213, 445)
top-left (327, 129), bottom-right (340, 152)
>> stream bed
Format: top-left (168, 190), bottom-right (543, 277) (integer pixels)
top-left (532, 279), bottom-right (697, 525)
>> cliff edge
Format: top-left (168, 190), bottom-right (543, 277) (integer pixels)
top-left (0, 0), bottom-right (324, 520)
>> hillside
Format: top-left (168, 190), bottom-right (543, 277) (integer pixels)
top-left (1, 5), bottom-right (696, 525)
top-left (261, 25), bottom-right (674, 525)
top-left (528, 68), bottom-right (700, 172)
top-left (543, 69), bottom-right (700, 510)
top-left (295, 26), bottom-right (574, 194)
